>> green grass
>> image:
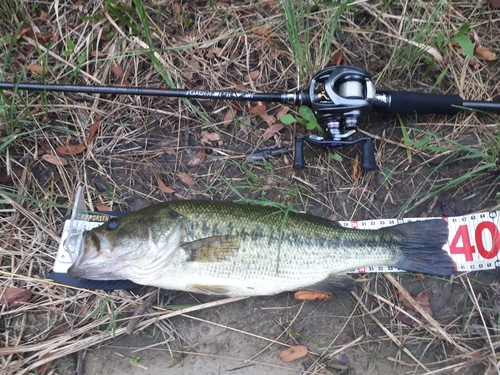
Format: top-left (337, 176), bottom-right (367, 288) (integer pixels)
top-left (279, 0), bottom-right (350, 84)
top-left (0, 0), bottom-right (27, 26)
top-left (389, 126), bottom-right (500, 215)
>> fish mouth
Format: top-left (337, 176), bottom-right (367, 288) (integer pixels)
top-left (68, 231), bottom-right (126, 280)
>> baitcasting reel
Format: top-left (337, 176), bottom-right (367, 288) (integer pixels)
top-left (293, 66), bottom-right (377, 170)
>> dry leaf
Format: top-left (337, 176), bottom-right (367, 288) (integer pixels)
top-left (18, 27), bottom-right (32, 38)
top-left (229, 101), bottom-right (243, 112)
top-left (38, 140), bottom-right (51, 154)
top-left (156, 175), bottom-right (175, 194)
top-left (53, 31), bottom-right (60, 44)
top-left (279, 346), bottom-right (308, 362)
top-left (331, 50), bottom-right (344, 66)
top-left (469, 58), bottom-right (481, 70)
top-left (12, 50), bottom-right (27, 64)
top-left (475, 46), bottom-right (496, 61)
top-left (270, 48), bottom-right (279, 60)
top-left (276, 106), bottom-right (290, 119)
top-left (201, 131), bottom-right (222, 145)
top-left (186, 59), bottom-right (200, 70)
top-left (489, 0), bottom-right (500, 8)
top-left (116, 76), bottom-right (131, 87)
top-left (0, 173), bottom-right (13, 183)
top-left (244, 70), bottom-right (260, 81)
top-left (294, 291), bottom-right (332, 301)
top-left (7, 235), bottom-right (21, 249)
top-left (207, 47), bottom-right (223, 59)
top-left (187, 148), bottom-right (206, 168)
top-left (262, 123), bottom-right (285, 142)
top-left (0, 287), bottom-right (32, 309)
top-left (36, 361), bottom-right (52, 374)
top-left (259, 113), bottom-right (276, 127)
top-left (35, 33), bottom-right (52, 44)
top-left (95, 204), bottom-right (111, 212)
top-left (93, 176), bottom-right (109, 192)
top-left (162, 146), bottom-right (175, 155)
top-left (36, 358), bottom-right (52, 374)
top-left (47, 320), bottom-right (71, 337)
top-left (42, 153), bottom-right (68, 166)
top-left (177, 172), bottom-right (195, 186)
top-left (40, 10), bottom-right (50, 19)
top-left (56, 144), bottom-right (86, 155)
top-left (87, 119), bottom-right (102, 144)
top-left (249, 104), bottom-right (267, 115)
top-left (173, 3), bottom-right (181, 15)
top-left (111, 62), bottom-right (124, 78)
top-left (182, 68), bottom-right (194, 81)
top-left (394, 311), bottom-right (420, 328)
top-left (90, 50), bottom-right (108, 58)
top-left (222, 110), bottom-right (235, 127)
top-left (398, 290), bottom-right (433, 317)
top-left (453, 44), bottom-right (465, 56)
top-left (254, 28), bottom-right (272, 44)
top-left (253, 27), bottom-right (270, 36)
top-left (26, 64), bottom-right (44, 74)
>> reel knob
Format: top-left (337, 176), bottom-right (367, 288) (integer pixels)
top-left (293, 136), bottom-right (305, 169)
top-left (361, 139), bottom-right (377, 170)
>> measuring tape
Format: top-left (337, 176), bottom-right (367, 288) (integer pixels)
top-left (53, 209), bottom-right (500, 275)
top-left (340, 211), bottom-right (500, 273)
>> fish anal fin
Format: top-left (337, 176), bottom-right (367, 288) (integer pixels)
top-left (302, 274), bottom-right (355, 294)
top-left (182, 235), bottom-right (240, 262)
top-left (190, 284), bottom-right (230, 295)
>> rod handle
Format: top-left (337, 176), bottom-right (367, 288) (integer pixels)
top-left (373, 91), bottom-right (463, 115)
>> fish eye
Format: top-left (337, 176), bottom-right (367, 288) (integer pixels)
top-left (106, 218), bottom-right (120, 231)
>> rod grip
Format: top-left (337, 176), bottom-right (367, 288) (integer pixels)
top-left (293, 137), bottom-right (305, 169)
top-left (373, 91), bottom-right (463, 115)
top-left (361, 139), bottom-right (377, 170)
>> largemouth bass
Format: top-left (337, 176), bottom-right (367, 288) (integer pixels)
top-left (68, 200), bottom-right (455, 296)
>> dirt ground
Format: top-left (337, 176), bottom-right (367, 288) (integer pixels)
top-left (1, 1), bottom-right (500, 374)
top-left (49, 272), bottom-right (497, 375)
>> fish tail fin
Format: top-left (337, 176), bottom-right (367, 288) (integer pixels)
top-left (386, 219), bottom-right (456, 276)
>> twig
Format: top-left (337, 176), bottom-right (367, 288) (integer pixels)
top-left (350, 291), bottom-right (431, 372)
top-left (126, 291), bottom-right (158, 335)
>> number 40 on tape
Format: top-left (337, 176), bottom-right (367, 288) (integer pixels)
top-left (449, 219), bottom-right (500, 262)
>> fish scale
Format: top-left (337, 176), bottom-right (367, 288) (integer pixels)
top-left (68, 200), bottom-right (456, 296)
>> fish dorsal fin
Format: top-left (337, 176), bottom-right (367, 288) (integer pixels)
top-left (302, 274), bottom-right (355, 293)
top-left (182, 235), bottom-right (240, 262)
top-left (189, 284), bottom-right (230, 295)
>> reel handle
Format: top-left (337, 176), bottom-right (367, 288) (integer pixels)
top-left (361, 139), bottom-right (377, 170)
top-left (293, 136), bottom-right (305, 169)
top-left (293, 136), bottom-right (377, 170)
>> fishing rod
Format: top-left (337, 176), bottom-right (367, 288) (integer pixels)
top-left (1, 66), bottom-right (499, 170)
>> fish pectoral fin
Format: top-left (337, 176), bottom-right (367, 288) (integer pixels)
top-left (190, 284), bottom-right (230, 295)
top-left (303, 274), bottom-right (355, 293)
top-left (182, 235), bottom-right (240, 262)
